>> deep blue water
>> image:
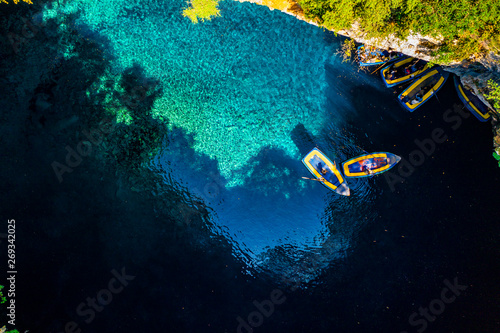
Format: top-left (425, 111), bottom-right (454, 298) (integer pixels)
top-left (1, 0), bottom-right (499, 332)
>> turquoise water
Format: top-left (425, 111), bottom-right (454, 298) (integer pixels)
top-left (43, 0), bottom-right (386, 279)
top-left (43, 0), bottom-right (355, 186)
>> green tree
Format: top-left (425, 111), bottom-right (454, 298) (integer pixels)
top-left (296, 0), bottom-right (500, 63)
top-left (486, 79), bottom-right (500, 111)
top-left (0, 285), bottom-right (5, 304)
top-left (183, 0), bottom-right (220, 24)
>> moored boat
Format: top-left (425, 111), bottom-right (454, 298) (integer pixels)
top-left (357, 45), bottom-right (403, 67)
top-left (302, 148), bottom-right (350, 196)
top-left (453, 75), bottom-right (492, 122)
top-left (342, 152), bottom-right (401, 178)
top-left (381, 57), bottom-right (430, 88)
top-left (398, 67), bottom-right (449, 112)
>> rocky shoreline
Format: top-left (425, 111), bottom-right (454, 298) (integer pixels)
top-left (235, 0), bottom-right (500, 164)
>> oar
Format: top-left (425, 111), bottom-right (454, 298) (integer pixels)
top-left (301, 176), bottom-right (324, 182)
top-left (371, 62), bottom-right (388, 75)
top-left (433, 87), bottom-right (441, 104)
top-left (410, 59), bottom-right (421, 72)
top-left (430, 83), bottom-right (441, 104)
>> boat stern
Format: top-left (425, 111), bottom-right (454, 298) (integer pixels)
top-left (389, 154), bottom-right (402, 165)
top-left (335, 182), bottom-right (351, 196)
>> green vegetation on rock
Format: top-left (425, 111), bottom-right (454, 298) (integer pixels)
top-left (486, 79), bottom-right (500, 111)
top-left (494, 151), bottom-right (500, 168)
top-left (0, 285), bottom-right (5, 304)
top-left (296, 0), bottom-right (500, 63)
top-left (339, 39), bottom-right (356, 63)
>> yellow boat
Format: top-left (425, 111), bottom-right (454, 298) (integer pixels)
top-left (453, 75), bottom-right (492, 122)
top-left (302, 148), bottom-right (350, 196)
top-left (357, 45), bottom-right (404, 66)
top-left (342, 152), bottom-right (401, 178)
top-left (398, 67), bottom-right (449, 112)
top-left (381, 57), bottom-right (430, 88)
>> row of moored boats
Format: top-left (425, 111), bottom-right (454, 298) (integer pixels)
top-left (357, 45), bottom-right (493, 122)
top-left (300, 46), bottom-right (494, 197)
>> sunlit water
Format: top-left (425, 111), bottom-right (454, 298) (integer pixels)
top-left (43, 0), bottom-right (392, 281)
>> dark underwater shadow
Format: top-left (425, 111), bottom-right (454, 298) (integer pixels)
top-left (0, 5), bottom-right (268, 332)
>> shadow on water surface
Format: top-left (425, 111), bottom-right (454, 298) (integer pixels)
top-left (153, 114), bottom-right (383, 285)
top-left (0, 5), bottom-right (256, 332)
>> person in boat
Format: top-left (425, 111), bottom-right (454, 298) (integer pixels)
top-left (318, 162), bottom-right (335, 182)
top-left (362, 165), bottom-right (375, 175)
top-left (410, 89), bottom-right (424, 105)
top-left (410, 63), bottom-right (417, 72)
top-left (388, 70), bottom-right (396, 80)
top-left (388, 51), bottom-right (400, 60)
top-left (405, 66), bottom-right (411, 75)
top-left (376, 157), bottom-right (390, 168)
top-left (364, 157), bottom-right (389, 174)
top-left (415, 89), bottom-right (424, 101)
top-left (360, 160), bottom-right (375, 174)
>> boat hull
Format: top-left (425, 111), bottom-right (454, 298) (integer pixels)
top-left (357, 45), bottom-right (403, 66)
top-left (453, 75), bottom-right (492, 122)
top-left (381, 57), bottom-right (430, 88)
top-left (342, 152), bottom-right (401, 178)
top-left (397, 67), bottom-right (449, 112)
top-left (302, 148), bottom-right (350, 196)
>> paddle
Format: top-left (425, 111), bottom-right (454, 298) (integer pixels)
top-left (301, 176), bottom-right (324, 182)
top-left (371, 62), bottom-right (388, 75)
top-left (430, 82), bottom-right (441, 104)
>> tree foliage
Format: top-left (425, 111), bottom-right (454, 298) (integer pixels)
top-left (183, 0), bottom-right (220, 24)
top-left (339, 38), bottom-right (356, 62)
top-left (296, 0), bottom-right (500, 63)
top-left (486, 79), bottom-right (500, 111)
